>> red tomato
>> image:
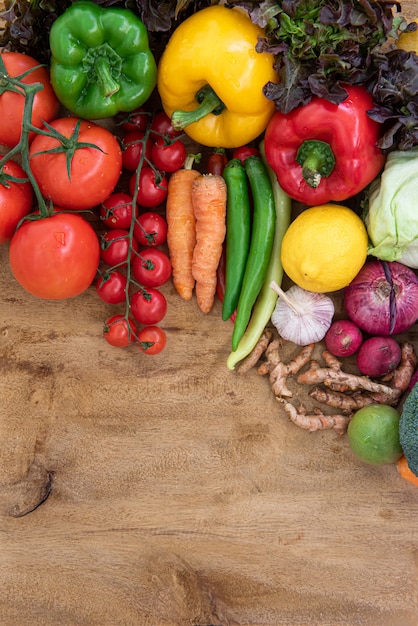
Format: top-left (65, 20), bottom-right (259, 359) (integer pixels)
top-left (150, 111), bottom-right (182, 140)
top-left (0, 160), bottom-right (34, 244)
top-left (232, 145), bottom-right (260, 162)
top-left (130, 287), bottom-right (167, 325)
top-left (100, 193), bottom-right (136, 230)
top-left (0, 52), bottom-right (60, 148)
top-left (100, 229), bottom-right (139, 267)
top-left (29, 117), bottom-right (122, 210)
top-left (95, 271), bottom-right (127, 304)
top-left (136, 326), bottom-right (167, 355)
top-left (120, 107), bottom-right (150, 133)
top-left (133, 211), bottom-right (168, 247)
top-left (9, 211), bottom-right (100, 299)
top-left (151, 137), bottom-right (186, 173)
top-left (206, 149), bottom-right (228, 175)
top-left (129, 167), bottom-right (168, 208)
top-left (103, 314), bottom-right (137, 348)
top-left (121, 130), bottom-right (153, 171)
top-left (132, 249), bottom-right (172, 288)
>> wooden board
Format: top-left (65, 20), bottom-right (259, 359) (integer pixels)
top-left (1, 3), bottom-right (418, 624)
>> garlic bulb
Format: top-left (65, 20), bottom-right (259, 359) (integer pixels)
top-left (270, 281), bottom-right (335, 345)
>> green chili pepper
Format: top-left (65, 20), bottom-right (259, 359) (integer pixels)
top-left (227, 142), bottom-right (292, 370)
top-left (49, 1), bottom-right (157, 120)
top-left (222, 158), bottom-right (251, 321)
top-left (231, 155), bottom-right (276, 352)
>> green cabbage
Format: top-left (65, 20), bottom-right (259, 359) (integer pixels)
top-left (365, 147), bottom-right (418, 269)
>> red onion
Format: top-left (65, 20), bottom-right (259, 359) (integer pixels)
top-left (356, 336), bottom-right (402, 377)
top-left (344, 260), bottom-right (418, 335)
top-left (324, 319), bottom-right (363, 357)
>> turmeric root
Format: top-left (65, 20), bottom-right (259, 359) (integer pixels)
top-left (278, 399), bottom-right (351, 435)
top-left (257, 340), bottom-right (315, 397)
top-left (308, 342), bottom-right (417, 412)
top-left (236, 329), bottom-right (273, 375)
top-left (297, 351), bottom-right (396, 395)
top-left (309, 387), bottom-right (375, 411)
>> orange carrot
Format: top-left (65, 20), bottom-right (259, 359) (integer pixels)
top-left (191, 173), bottom-right (227, 314)
top-left (166, 158), bottom-right (201, 300)
top-left (397, 456), bottom-right (418, 487)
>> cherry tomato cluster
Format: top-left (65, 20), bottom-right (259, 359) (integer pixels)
top-left (97, 108), bottom-right (189, 355)
top-left (0, 52), bottom-right (259, 357)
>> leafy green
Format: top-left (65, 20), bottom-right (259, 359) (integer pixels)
top-left (367, 49), bottom-right (418, 151)
top-left (364, 147), bottom-right (418, 268)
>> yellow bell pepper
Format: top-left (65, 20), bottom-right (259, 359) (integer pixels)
top-left (157, 5), bottom-right (278, 149)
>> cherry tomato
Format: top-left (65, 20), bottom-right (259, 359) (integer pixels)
top-left (206, 149), bottom-right (228, 175)
top-left (120, 107), bottom-right (150, 133)
top-left (150, 111), bottom-right (182, 141)
top-left (29, 117), bottom-right (122, 210)
top-left (132, 249), bottom-right (172, 288)
top-left (100, 193), bottom-right (136, 230)
top-left (95, 271), bottom-right (127, 304)
top-left (136, 326), bottom-right (167, 355)
top-left (151, 137), bottom-right (186, 173)
top-left (100, 229), bottom-right (139, 267)
top-left (0, 160), bottom-right (34, 245)
top-left (9, 211), bottom-right (100, 299)
top-left (0, 52), bottom-right (60, 148)
top-left (103, 314), bottom-right (137, 348)
top-left (133, 211), bottom-right (168, 247)
top-left (232, 145), bottom-right (260, 162)
top-left (121, 130), bottom-right (153, 172)
top-left (129, 167), bottom-right (168, 208)
top-left (130, 287), bottom-right (167, 325)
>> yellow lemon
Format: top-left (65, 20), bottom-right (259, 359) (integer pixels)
top-left (281, 203), bottom-right (368, 293)
top-left (397, 19), bottom-right (418, 53)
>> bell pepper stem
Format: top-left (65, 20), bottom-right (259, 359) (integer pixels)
top-left (296, 139), bottom-right (336, 188)
top-left (94, 56), bottom-right (120, 97)
top-left (171, 85), bottom-right (225, 131)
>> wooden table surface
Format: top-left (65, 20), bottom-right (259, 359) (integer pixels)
top-left (1, 3), bottom-right (418, 625)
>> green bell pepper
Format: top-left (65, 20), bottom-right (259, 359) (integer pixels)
top-left (49, 1), bottom-right (157, 119)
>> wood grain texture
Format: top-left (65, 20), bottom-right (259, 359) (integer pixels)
top-left (1, 3), bottom-right (418, 623)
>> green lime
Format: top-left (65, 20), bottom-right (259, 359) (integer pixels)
top-left (347, 404), bottom-right (403, 466)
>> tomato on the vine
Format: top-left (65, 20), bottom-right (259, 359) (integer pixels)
top-left (206, 149), bottom-right (228, 176)
top-left (121, 130), bottom-right (153, 172)
top-left (130, 287), bottom-right (167, 325)
top-left (120, 107), bottom-right (150, 133)
top-left (9, 211), bottom-right (100, 299)
top-left (151, 137), bottom-right (186, 173)
top-left (103, 314), bottom-right (137, 348)
top-left (232, 145), bottom-right (260, 162)
top-left (100, 229), bottom-right (139, 266)
top-left (129, 167), bottom-right (168, 208)
top-left (0, 52), bottom-right (60, 148)
top-left (136, 326), bottom-right (167, 355)
top-left (133, 212), bottom-right (168, 247)
top-left (95, 271), bottom-right (127, 304)
top-left (132, 249), bottom-right (172, 288)
top-left (29, 117), bottom-right (122, 210)
top-left (100, 193), bottom-right (136, 230)
top-left (0, 160), bottom-right (34, 245)
top-left (150, 111), bottom-right (182, 141)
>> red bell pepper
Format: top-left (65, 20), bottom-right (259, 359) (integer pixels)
top-left (264, 85), bottom-right (386, 205)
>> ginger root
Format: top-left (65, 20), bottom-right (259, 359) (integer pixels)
top-left (257, 339), bottom-right (315, 398)
top-left (236, 329), bottom-right (417, 435)
top-left (278, 399), bottom-right (351, 435)
top-left (307, 342), bottom-right (416, 410)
